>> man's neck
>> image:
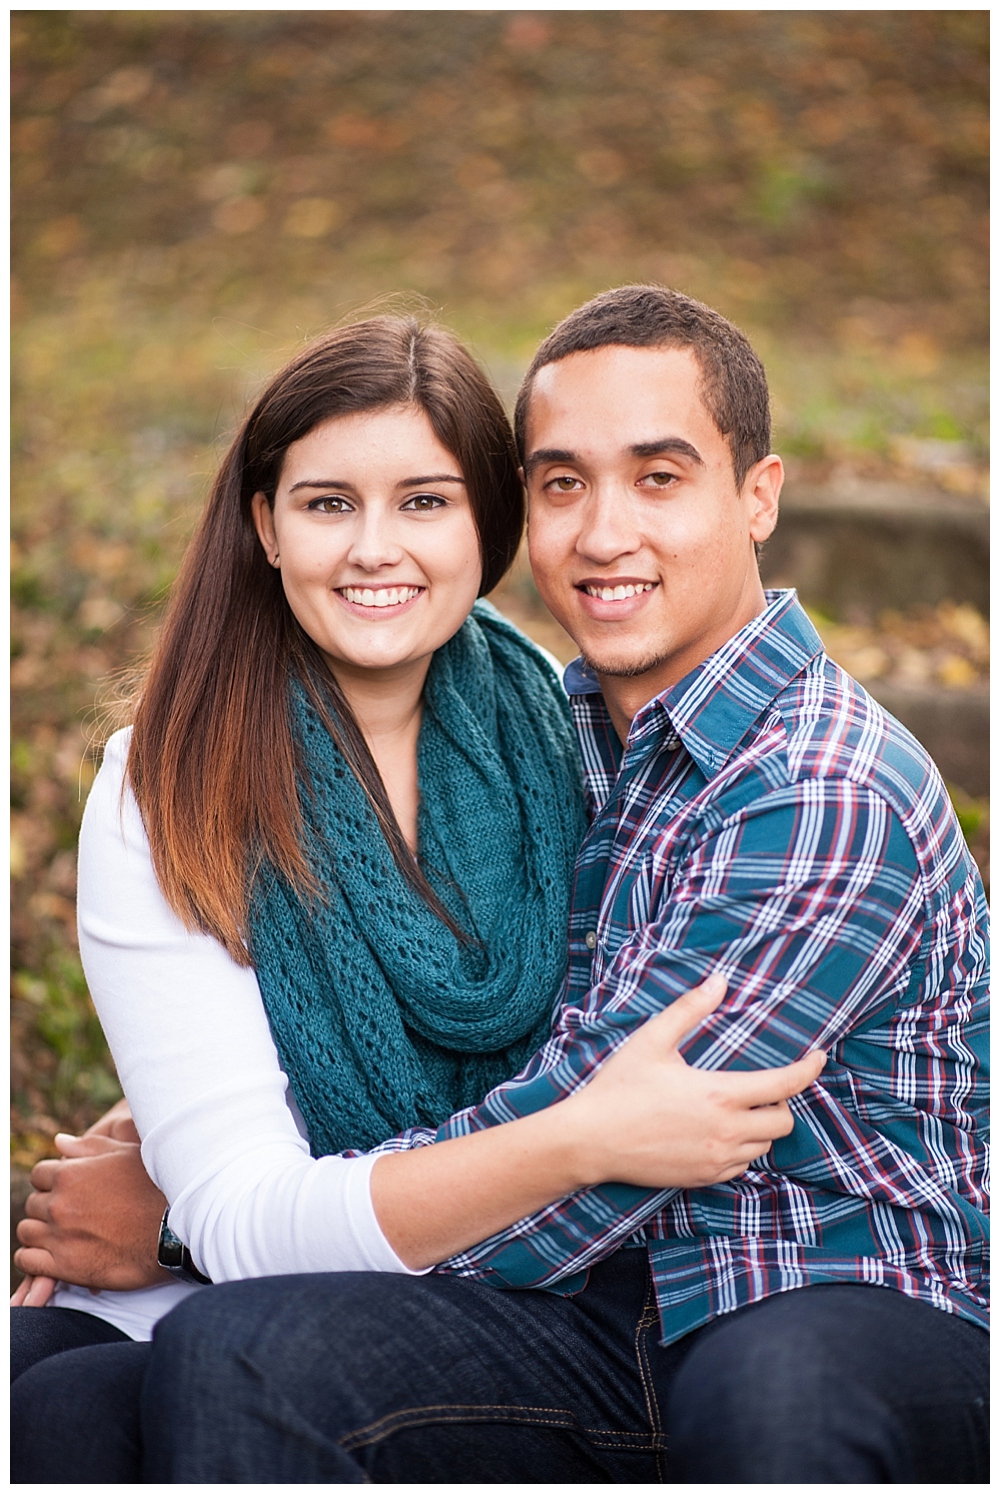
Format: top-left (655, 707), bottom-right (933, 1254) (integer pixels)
top-left (596, 578), bottom-right (769, 743)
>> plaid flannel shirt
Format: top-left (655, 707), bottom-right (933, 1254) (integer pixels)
top-left (381, 590), bottom-right (989, 1345)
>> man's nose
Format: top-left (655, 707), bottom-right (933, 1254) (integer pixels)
top-left (575, 486), bottom-right (641, 564)
top-left (345, 507), bottom-right (406, 571)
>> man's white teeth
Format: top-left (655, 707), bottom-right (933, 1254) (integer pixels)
top-left (584, 583), bottom-right (654, 601)
top-left (342, 586), bottom-right (422, 608)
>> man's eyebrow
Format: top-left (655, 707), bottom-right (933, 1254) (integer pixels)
top-left (629, 438), bottom-right (704, 466)
top-left (524, 439), bottom-right (705, 477)
top-left (523, 448), bottom-right (577, 477)
top-left (289, 474), bottom-right (465, 492)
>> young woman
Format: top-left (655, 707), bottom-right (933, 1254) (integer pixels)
top-left (12, 317), bottom-right (817, 1385)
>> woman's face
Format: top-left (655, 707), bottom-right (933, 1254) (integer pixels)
top-left (252, 404), bottom-right (483, 683)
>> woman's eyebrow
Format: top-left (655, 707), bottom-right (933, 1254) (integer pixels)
top-left (289, 478), bottom-right (357, 492)
top-left (289, 474), bottom-right (466, 492)
top-left (396, 474), bottom-right (466, 487)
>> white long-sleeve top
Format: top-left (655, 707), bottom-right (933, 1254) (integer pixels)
top-left (52, 728), bottom-right (422, 1340)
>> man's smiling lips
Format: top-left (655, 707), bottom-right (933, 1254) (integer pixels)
top-left (335, 584), bottom-right (425, 618)
top-left (575, 578), bottom-right (659, 618)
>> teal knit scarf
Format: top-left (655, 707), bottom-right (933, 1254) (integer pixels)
top-left (249, 600), bottom-right (588, 1157)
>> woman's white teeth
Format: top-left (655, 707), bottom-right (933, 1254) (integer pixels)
top-left (585, 583), bottom-right (654, 601)
top-left (342, 586), bottom-right (421, 608)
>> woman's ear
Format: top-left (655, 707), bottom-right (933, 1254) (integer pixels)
top-left (251, 491), bottom-right (280, 566)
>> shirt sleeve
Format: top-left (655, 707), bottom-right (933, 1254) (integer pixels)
top-left (421, 778), bottom-right (928, 1288)
top-left (77, 730), bottom-right (427, 1283)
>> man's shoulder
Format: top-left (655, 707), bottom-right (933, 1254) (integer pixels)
top-left (756, 652), bottom-right (973, 892)
top-left (773, 653), bottom-right (940, 798)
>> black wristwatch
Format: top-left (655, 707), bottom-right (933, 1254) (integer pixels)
top-left (157, 1209), bottom-right (212, 1285)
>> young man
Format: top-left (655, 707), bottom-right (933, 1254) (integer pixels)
top-left (15, 289), bottom-right (989, 1481)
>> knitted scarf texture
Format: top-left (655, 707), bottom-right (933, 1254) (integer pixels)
top-left (249, 600), bottom-right (588, 1156)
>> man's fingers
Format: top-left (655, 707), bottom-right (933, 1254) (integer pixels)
top-left (22, 1192), bottom-right (54, 1225)
top-left (634, 974), bottom-right (728, 1053)
top-left (12, 1246), bottom-right (57, 1280)
top-left (17, 1213), bottom-right (55, 1245)
top-left (724, 1049), bottom-right (827, 1108)
top-left (29, 1158), bottom-right (60, 1192)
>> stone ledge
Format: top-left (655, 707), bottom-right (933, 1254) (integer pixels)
top-left (761, 480), bottom-right (988, 619)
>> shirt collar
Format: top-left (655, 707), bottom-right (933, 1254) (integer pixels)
top-left (563, 590), bottom-right (823, 780)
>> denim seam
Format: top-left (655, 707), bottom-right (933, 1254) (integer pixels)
top-left (339, 1403), bottom-right (662, 1453)
top-left (634, 1272), bottom-right (668, 1479)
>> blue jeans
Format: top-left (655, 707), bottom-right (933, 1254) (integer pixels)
top-left (10, 1304), bottom-right (130, 1383)
top-left (11, 1252), bottom-right (989, 1482)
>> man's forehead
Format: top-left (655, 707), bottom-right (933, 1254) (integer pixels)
top-left (532, 342), bottom-right (700, 393)
top-left (524, 344), bottom-right (716, 452)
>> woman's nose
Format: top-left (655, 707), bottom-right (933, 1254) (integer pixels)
top-left (345, 509), bottom-right (406, 571)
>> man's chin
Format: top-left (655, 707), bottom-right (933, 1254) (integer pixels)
top-left (580, 647), bottom-right (674, 680)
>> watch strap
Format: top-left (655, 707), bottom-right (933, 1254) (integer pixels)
top-left (157, 1208), bottom-right (212, 1286)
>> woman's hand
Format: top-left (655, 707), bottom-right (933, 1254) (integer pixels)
top-left (10, 1273), bottom-right (57, 1308)
top-left (564, 973), bottom-right (826, 1190)
top-left (373, 973), bottom-right (825, 1270)
top-left (79, 1095), bottom-right (142, 1144)
top-left (13, 1130), bottom-right (170, 1294)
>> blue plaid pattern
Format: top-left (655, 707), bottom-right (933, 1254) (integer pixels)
top-left (379, 591), bottom-right (989, 1345)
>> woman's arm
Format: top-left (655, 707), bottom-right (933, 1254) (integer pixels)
top-left (15, 731), bottom-right (819, 1291)
top-left (16, 978), bottom-right (815, 1286)
top-left (371, 976), bottom-right (822, 1268)
top-left (61, 729), bottom-right (414, 1285)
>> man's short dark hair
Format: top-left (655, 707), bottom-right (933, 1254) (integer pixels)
top-left (514, 285), bottom-right (771, 491)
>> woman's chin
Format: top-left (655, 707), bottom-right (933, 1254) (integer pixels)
top-left (318, 638), bottom-right (432, 681)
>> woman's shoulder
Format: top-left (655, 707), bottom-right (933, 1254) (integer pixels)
top-left (101, 724), bottom-right (134, 771)
top-left (81, 724), bottom-right (144, 847)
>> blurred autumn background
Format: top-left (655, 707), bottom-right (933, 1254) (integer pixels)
top-left (11, 12), bottom-right (989, 1183)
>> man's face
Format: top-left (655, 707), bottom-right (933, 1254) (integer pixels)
top-left (523, 345), bottom-right (781, 716)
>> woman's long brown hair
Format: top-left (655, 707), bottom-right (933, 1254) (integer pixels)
top-left (127, 316), bottom-right (524, 963)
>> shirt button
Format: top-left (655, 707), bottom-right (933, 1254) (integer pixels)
top-left (585, 931), bottom-right (598, 950)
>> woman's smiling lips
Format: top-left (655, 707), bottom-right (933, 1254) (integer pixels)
top-left (335, 584), bottom-right (426, 618)
top-left (575, 578), bottom-right (658, 619)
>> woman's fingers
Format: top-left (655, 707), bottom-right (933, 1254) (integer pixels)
top-left (741, 1099), bottom-right (796, 1143)
top-left (10, 1275), bottom-right (33, 1306)
top-left (720, 1048), bottom-right (827, 1109)
top-left (627, 974), bottom-right (728, 1055)
top-left (54, 1131), bottom-right (122, 1158)
top-left (11, 1273), bottom-right (58, 1308)
top-left (83, 1097), bottom-right (138, 1143)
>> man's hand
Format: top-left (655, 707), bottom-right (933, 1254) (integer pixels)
top-left (13, 1130), bottom-right (170, 1294)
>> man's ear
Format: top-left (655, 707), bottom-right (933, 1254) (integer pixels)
top-left (745, 454), bottom-right (783, 545)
